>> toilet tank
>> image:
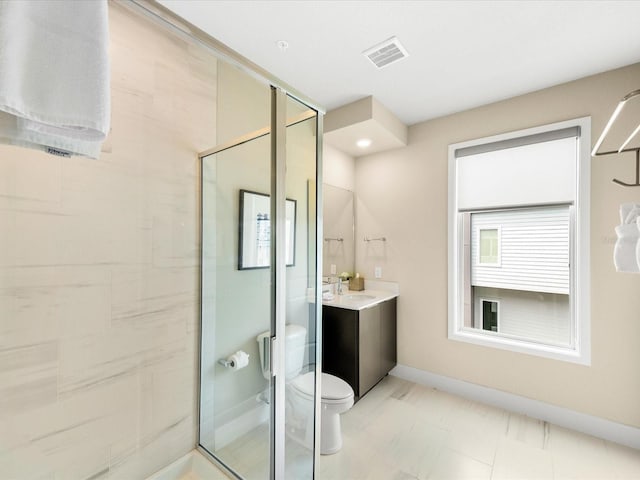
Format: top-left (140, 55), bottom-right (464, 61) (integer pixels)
top-left (256, 324), bottom-right (307, 380)
top-left (284, 324), bottom-right (306, 380)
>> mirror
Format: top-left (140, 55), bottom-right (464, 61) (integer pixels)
top-left (238, 189), bottom-right (296, 269)
top-left (323, 183), bottom-right (355, 278)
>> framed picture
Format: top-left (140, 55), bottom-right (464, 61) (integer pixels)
top-left (238, 189), bottom-right (296, 270)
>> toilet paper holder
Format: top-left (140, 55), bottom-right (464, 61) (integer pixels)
top-left (218, 358), bottom-right (234, 368)
top-left (218, 350), bottom-right (250, 370)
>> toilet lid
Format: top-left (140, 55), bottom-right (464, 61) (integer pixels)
top-left (291, 372), bottom-right (353, 401)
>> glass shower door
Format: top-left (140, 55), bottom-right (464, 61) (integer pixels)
top-left (281, 94), bottom-right (319, 480)
top-left (200, 132), bottom-right (273, 480)
top-left (199, 84), bottom-right (320, 479)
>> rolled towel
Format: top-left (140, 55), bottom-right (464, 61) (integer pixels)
top-left (614, 223), bottom-right (640, 273)
top-left (637, 217), bottom-right (640, 272)
top-left (624, 206), bottom-right (640, 225)
top-left (620, 203), bottom-right (640, 224)
top-left (621, 204), bottom-right (634, 224)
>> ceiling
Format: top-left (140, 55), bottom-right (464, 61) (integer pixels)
top-left (158, 1), bottom-right (640, 128)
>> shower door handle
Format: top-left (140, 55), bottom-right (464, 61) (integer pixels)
top-left (263, 335), bottom-right (280, 378)
top-left (262, 336), bottom-right (271, 376)
top-left (263, 335), bottom-right (278, 377)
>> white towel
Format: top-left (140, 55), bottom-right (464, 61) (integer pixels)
top-left (614, 223), bottom-right (640, 273)
top-left (637, 217), bottom-right (640, 272)
top-left (620, 203), bottom-right (640, 224)
top-left (0, 0), bottom-right (110, 158)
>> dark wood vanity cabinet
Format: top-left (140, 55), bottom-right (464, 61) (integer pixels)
top-left (322, 297), bottom-right (397, 400)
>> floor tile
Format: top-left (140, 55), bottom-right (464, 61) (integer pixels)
top-left (194, 376), bottom-right (640, 480)
top-left (549, 425), bottom-right (613, 479)
top-left (606, 441), bottom-right (640, 480)
top-left (491, 437), bottom-right (553, 480)
top-left (428, 448), bottom-right (492, 480)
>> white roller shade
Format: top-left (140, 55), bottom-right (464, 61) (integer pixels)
top-left (456, 135), bottom-right (577, 210)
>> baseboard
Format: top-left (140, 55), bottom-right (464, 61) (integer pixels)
top-left (214, 402), bottom-right (269, 450)
top-left (145, 450), bottom-right (229, 480)
top-left (391, 364), bottom-right (640, 450)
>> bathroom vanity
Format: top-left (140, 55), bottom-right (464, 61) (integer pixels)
top-left (322, 291), bottom-right (397, 401)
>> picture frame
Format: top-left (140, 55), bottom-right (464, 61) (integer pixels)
top-left (238, 189), bottom-right (296, 270)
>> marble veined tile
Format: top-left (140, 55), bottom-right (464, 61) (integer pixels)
top-left (0, 341), bottom-right (58, 414)
top-left (12, 211), bottom-right (67, 267)
top-left (1, 372), bottom-right (138, 480)
top-left (108, 415), bottom-right (194, 480)
top-left (0, 1), bottom-right (207, 478)
top-left (0, 340), bottom-right (57, 373)
top-left (444, 421), bottom-right (501, 466)
top-left (0, 210), bottom-right (16, 268)
top-left (607, 441), bottom-right (640, 479)
top-left (505, 412), bottom-right (549, 450)
top-left (0, 147), bottom-right (62, 205)
top-left (0, 426), bottom-right (56, 480)
top-left (0, 266), bottom-right (111, 348)
top-left (319, 376), bottom-right (640, 480)
top-left (60, 157), bottom-right (145, 217)
top-left (489, 437), bottom-right (554, 480)
top-left (51, 443), bottom-right (110, 480)
top-left (549, 424), bottom-right (614, 479)
top-left (428, 448), bottom-right (492, 480)
top-left (151, 214), bottom-right (199, 269)
top-left (400, 383), bottom-right (471, 431)
top-left (360, 398), bottom-right (448, 478)
top-left (110, 267), bottom-right (197, 328)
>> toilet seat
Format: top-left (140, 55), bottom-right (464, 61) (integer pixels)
top-left (291, 372), bottom-right (353, 403)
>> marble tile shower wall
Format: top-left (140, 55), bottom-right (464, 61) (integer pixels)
top-left (0, 4), bottom-right (217, 479)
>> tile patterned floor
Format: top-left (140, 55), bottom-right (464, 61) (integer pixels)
top-left (206, 375), bottom-right (640, 479)
top-left (318, 375), bottom-right (640, 480)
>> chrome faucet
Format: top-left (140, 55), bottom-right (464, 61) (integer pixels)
top-left (337, 278), bottom-right (344, 295)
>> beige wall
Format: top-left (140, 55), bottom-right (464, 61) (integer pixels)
top-left (323, 142), bottom-right (355, 191)
top-left (355, 62), bottom-right (640, 428)
top-left (0, 4), bottom-right (216, 478)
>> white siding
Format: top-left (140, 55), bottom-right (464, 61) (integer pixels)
top-left (471, 206), bottom-right (570, 295)
top-left (473, 287), bottom-right (571, 347)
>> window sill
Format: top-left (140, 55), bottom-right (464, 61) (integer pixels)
top-left (448, 328), bottom-right (590, 366)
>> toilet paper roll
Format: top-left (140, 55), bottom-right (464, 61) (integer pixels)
top-left (228, 350), bottom-right (250, 370)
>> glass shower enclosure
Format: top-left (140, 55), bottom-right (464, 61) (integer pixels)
top-left (199, 61), bottom-right (322, 479)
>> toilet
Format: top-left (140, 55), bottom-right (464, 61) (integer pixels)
top-left (256, 324), bottom-right (354, 455)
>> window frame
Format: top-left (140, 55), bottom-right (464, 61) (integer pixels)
top-left (448, 117), bottom-right (591, 365)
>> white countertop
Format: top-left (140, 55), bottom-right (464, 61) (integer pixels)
top-left (321, 289), bottom-right (398, 311)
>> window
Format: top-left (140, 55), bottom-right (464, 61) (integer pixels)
top-left (448, 118), bottom-right (591, 364)
top-left (478, 227), bottom-right (500, 265)
top-left (480, 299), bottom-right (499, 332)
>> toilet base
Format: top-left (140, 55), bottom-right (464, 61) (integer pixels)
top-left (320, 407), bottom-right (343, 455)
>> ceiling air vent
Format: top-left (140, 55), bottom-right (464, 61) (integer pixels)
top-left (363, 36), bottom-right (409, 69)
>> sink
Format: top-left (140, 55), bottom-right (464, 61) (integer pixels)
top-left (343, 294), bottom-right (376, 301)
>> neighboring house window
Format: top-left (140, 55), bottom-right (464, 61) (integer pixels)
top-left (480, 299), bottom-right (499, 332)
top-left (478, 227), bottom-right (500, 265)
top-left (448, 117), bottom-right (591, 364)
